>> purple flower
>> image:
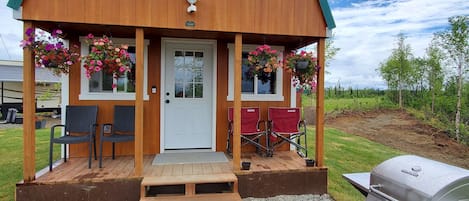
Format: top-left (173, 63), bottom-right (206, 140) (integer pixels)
top-left (55, 42), bottom-right (63, 49)
top-left (25, 28), bottom-right (34, 36)
top-left (45, 44), bottom-right (55, 51)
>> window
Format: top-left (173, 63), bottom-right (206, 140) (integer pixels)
top-left (79, 37), bottom-right (150, 100)
top-left (227, 44), bottom-right (284, 101)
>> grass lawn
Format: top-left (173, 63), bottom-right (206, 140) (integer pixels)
top-left (301, 95), bottom-right (396, 113)
top-left (307, 127), bottom-right (403, 201)
top-left (0, 128), bottom-right (60, 201)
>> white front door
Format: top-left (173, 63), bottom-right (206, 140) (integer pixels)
top-left (164, 42), bottom-right (213, 150)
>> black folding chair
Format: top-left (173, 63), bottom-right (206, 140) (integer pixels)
top-left (49, 105), bottom-right (98, 171)
top-left (99, 105), bottom-right (135, 168)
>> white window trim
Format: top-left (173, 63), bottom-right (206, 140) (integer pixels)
top-left (227, 44), bottom-right (284, 101)
top-left (79, 37), bottom-right (150, 100)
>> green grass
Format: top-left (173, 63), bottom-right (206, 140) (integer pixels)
top-left (301, 95), bottom-right (397, 113)
top-left (0, 128), bottom-right (60, 201)
top-left (306, 127), bottom-right (403, 201)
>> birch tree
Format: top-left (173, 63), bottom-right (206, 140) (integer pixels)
top-left (379, 33), bottom-right (413, 108)
top-left (435, 16), bottom-right (469, 142)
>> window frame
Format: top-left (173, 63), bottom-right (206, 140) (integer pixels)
top-left (227, 44), bottom-right (284, 101)
top-left (79, 37), bottom-right (150, 100)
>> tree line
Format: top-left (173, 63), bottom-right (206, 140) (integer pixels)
top-left (378, 16), bottom-right (469, 143)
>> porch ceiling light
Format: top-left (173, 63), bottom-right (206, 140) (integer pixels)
top-left (187, 0), bottom-right (197, 13)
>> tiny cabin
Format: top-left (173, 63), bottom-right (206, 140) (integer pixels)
top-left (9, 0), bottom-right (335, 200)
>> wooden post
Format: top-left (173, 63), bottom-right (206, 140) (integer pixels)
top-left (315, 38), bottom-right (326, 167)
top-left (233, 34), bottom-right (242, 171)
top-left (134, 28), bottom-right (144, 176)
top-left (23, 21), bottom-right (36, 182)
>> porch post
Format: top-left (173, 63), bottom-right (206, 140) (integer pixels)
top-left (315, 38), bottom-right (326, 167)
top-left (23, 21), bottom-right (36, 182)
top-left (134, 28), bottom-right (144, 176)
top-left (233, 34), bottom-right (243, 171)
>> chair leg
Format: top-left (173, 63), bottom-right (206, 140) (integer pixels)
top-left (88, 138), bottom-right (92, 169)
top-left (99, 139), bottom-right (103, 168)
top-left (49, 141), bottom-right (53, 171)
top-left (93, 135), bottom-right (97, 160)
top-left (64, 144), bottom-right (67, 163)
top-left (304, 133), bottom-right (308, 157)
top-left (112, 143), bottom-right (115, 160)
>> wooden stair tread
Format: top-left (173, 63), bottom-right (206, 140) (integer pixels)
top-left (140, 193), bottom-right (242, 201)
top-left (142, 173), bottom-right (237, 186)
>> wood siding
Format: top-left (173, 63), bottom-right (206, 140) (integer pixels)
top-left (68, 37), bottom-right (161, 157)
top-left (70, 38), bottom-right (291, 157)
top-left (21, 0), bottom-right (326, 37)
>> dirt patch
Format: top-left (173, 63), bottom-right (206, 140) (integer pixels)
top-left (325, 109), bottom-right (469, 169)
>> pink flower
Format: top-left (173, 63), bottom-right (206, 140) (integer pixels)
top-left (98, 41), bottom-right (104, 46)
top-left (115, 48), bottom-right (120, 52)
top-left (87, 33), bottom-right (94, 39)
top-left (66, 61), bottom-right (73, 65)
top-left (90, 60), bottom-right (95, 65)
top-left (94, 66), bottom-right (101, 72)
top-left (97, 60), bottom-right (103, 66)
top-left (119, 66), bottom-right (127, 72)
top-left (116, 58), bottom-right (121, 63)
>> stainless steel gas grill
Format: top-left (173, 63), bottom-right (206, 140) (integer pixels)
top-left (343, 155), bottom-right (469, 201)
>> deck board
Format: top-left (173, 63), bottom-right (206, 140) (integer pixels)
top-left (34, 151), bottom-right (318, 184)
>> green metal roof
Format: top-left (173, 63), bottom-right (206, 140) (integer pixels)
top-left (319, 0), bottom-right (336, 29)
top-left (7, 0), bottom-right (22, 10)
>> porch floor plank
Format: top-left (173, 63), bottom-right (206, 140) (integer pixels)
top-left (34, 151), bottom-right (319, 184)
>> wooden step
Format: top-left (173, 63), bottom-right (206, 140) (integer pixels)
top-left (140, 193), bottom-right (242, 201)
top-left (141, 173), bottom-right (238, 198)
top-left (141, 173), bottom-right (237, 186)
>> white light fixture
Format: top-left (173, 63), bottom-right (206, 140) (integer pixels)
top-left (187, 0), bottom-right (197, 13)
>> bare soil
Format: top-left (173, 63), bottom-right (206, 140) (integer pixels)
top-left (325, 109), bottom-right (469, 169)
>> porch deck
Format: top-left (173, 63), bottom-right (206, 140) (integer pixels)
top-left (17, 151), bottom-right (327, 200)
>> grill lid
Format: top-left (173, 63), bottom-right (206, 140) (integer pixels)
top-left (370, 155), bottom-right (469, 201)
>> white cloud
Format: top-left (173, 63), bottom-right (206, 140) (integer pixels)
top-left (0, 0), bottom-right (23, 61)
top-left (327, 0), bottom-right (469, 89)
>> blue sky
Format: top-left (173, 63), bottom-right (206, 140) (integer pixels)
top-left (0, 0), bottom-right (468, 89)
top-left (325, 0), bottom-right (469, 89)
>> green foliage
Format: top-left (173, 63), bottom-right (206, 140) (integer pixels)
top-left (307, 128), bottom-right (402, 201)
top-left (378, 33), bottom-right (414, 108)
top-left (0, 128), bottom-right (60, 201)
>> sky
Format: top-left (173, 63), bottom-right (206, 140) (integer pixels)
top-left (0, 0), bottom-right (468, 89)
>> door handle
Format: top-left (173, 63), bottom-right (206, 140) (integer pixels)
top-left (165, 100), bottom-right (170, 104)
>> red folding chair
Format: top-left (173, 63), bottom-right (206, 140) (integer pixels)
top-left (227, 107), bottom-right (269, 156)
top-left (268, 107), bottom-right (307, 157)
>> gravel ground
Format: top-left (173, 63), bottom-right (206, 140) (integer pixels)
top-left (243, 194), bottom-right (334, 201)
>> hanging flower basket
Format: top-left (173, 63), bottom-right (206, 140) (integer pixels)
top-left (20, 28), bottom-right (80, 76)
top-left (285, 50), bottom-right (318, 87)
top-left (246, 44), bottom-right (281, 83)
top-left (82, 34), bottom-right (131, 88)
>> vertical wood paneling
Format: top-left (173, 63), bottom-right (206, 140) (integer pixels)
top-left (21, 0), bottom-right (327, 37)
top-left (316, 38), bottom-right (325, 167)
top-left (120, 0), bottom-right (136, 25)
top-left (135, 0), bottom-right (150, 26)
top-left (67, 0), bottom-right (85, 23)
top-left (22, 21), bottom-right (36, 182)
top-left (83, 0), bottom-right (102, 23)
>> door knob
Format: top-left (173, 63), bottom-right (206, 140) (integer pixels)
top-left (165, 100), bottom-right (170, 104)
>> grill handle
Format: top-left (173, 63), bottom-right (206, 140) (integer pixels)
top-left (370, 184), bottom-right (399, 201)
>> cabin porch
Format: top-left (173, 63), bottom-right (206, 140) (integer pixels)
top-left (16, 151), bottom-right (327, 200)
